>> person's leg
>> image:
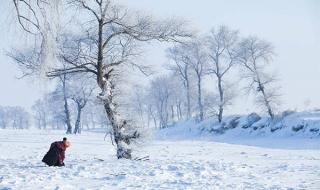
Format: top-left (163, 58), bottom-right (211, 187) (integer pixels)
top-left (54, 160), bottom-right (60, 167)
top-left (54, 159), bottom-right (65, 167)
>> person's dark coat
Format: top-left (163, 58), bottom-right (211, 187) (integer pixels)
top-left (42, 141), bottom-right (66, 167)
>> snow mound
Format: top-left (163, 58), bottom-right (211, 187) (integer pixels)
top-left (155, 110), bottom-right (320, 141)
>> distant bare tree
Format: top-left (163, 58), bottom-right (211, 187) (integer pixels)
top-left (0, 106), bottom-right (9, 129)
top-left (238, 36), bottom-right (279, 119)
top-left (167, 46), bottom-right (192, 119)
top-left (32, 99), bottom-right (48, 129)
top-left (0, 106), bottom-right (30, 129)
top-left (206, 26), bottom-right (239, 123)
top-left (69, 77), bottom-right (95, 134)
top-left (149, 76), bottom-right (172, 129)
top-left (85, 101), bottom-right (110, 129)
top-left (168, 78), bottom-right (186, 121)
top-left (168, 37), bottom-right (208, 121)
top-left (59, 74), bottom-right (73, 134)
top-left (129, 85), bottom-right (148, 127)
top-left (186, 39), bottom-right (208, 121)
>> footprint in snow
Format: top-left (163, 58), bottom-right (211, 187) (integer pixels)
top-left (167, 165), bottom-right (179, 171)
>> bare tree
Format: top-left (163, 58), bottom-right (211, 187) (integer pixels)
top-left (129, 85), bottom-right (148, 127)
top-left (32, 99), bottom-right (48, 129)
top-left (167, 46), bottom-right (192, 119)
top-left (81, 101), bottom-right (109, 129)
top-left (168, 78), bottom-right (186, 121)
top-left (185, 39), bottom-right (208, 121)
top-left (59, 74), bottom-right (73, 133)
top-left (0, 106), bottom-right (9, 129)
top-left (45, 88), bottom-right (71, 130)
top-left (139, 73), bottom-right (198, 129)
top-left (167, 38), bottom-right (208, 121)
top-left (69, 77), bottom-right (95, 134)
top-left (149, 76), bottom-right (172, 129)
top-left (206, 26), bottom-right (239, 123)
top-left (238, 36), bottom-right (279, 119)
top-left (12, 0), bottom-right (192, 159)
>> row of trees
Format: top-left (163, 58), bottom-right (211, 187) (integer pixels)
top-left (0, 76), bottom-right (107, 132)
top-left (0, 106), bottom-right (30, 129)
top-left (131, 26), bottom-right (279, 129)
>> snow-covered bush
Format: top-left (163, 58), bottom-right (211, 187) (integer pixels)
top-left (158, 111), bottom-right (320, 139)
top-left (242, 113), bottom-right (261, 129)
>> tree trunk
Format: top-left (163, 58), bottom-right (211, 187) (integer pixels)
top-left (253, 61), bottom-right (274, 119)
top-left (176, 103), bottom-right (182, 120)
top-left (186, 79), bottom-right (191, 119)
top-left (102, 96), bottom-right (133, 159)
top-left (171, 105), bottom-right (175, 121)
top-left (74, 103), bottom-right (82, 134)
top-left (150, 110), bottom-right (157, 128)
top-left (62, 78), bottom-right (72, 134)
top-left (259, 82), bottom-right (274, 119)
top-left (217, 76), bottom-right (224, 123)
top-left (90, 112), bottom-right (96, 129)
top-left (97, 20), bottom-right (138, 159)
top-left (43, 112), bottom-right (47, 129)
top-left (197, 75), bottom-right (204, 121)
top-left (64, 98), bottom-right (72, 134)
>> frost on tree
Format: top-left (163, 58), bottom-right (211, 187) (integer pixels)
top-left (12, 0), bottom-right (62, 79)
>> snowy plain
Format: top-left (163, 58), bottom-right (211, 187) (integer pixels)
top-left (0, 127), bottom-right (320, 190)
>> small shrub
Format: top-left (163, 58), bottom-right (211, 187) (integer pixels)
top-left (292, 124), bottom-right (304, 132)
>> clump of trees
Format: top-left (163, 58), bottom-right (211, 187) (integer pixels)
top-left (0, 106), bottom-right (30, 129)
top-left (130, 25), bottom-right (279, 128)
top-left (32, 74), bottom-right (107, 133)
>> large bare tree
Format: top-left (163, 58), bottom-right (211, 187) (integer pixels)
top-left (12, 0), bottom-right (192, 159)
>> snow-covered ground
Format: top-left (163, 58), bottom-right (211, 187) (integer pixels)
top-left (0, 129), bottom-right (320, 190)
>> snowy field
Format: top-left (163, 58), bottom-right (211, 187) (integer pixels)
top-left (0, 129), bottom-right (320, 190)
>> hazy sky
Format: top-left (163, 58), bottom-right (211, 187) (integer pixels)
top-left (0, 0), bottom-right (319, 114)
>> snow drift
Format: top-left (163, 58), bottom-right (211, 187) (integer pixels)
top-left (156, 110), bottom-right (320, 140)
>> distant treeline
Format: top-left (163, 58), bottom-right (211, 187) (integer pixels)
top-left (0, 106), bottom-right (30, 129)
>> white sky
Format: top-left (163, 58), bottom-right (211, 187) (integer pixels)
top-left (0, 0), bottom-right (319, 114)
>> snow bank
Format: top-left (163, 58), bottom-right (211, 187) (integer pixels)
top-left (155, 110), bottom-right (320, 143)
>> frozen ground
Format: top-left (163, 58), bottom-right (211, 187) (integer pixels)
top-left (0, 129), bottom-right (320, 190)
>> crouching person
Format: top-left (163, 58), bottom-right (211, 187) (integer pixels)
top-left (42, 137), bottom-right (70, 167)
